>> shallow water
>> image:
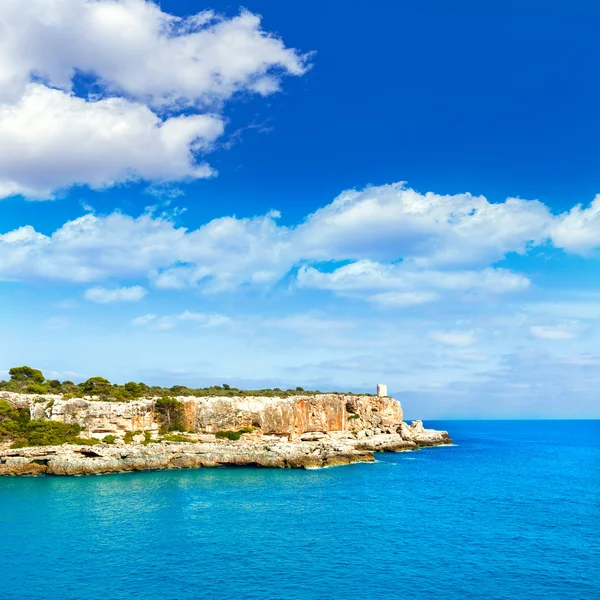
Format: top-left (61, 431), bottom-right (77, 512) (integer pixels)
top-left (1, 421), bottom-right (598, 600)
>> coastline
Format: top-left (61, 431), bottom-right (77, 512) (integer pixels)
top-left (0, 392), bottom-right (451, 476)
top-left (0, 427), bottom-right (452, 476)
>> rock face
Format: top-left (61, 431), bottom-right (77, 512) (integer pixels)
top-left (2, 392), bottom-right (404, 440)
top-left (0, 392), bottom-right (452, 476)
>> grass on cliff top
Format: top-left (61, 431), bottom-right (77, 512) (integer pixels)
top-left (0, 366), bottom-right (376, 401)
top-left (0, 399), bottom-right (99, 448)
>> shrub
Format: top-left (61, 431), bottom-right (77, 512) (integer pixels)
top-left (0, 399), bottom-right (18, 422)
top-left (215, 427), bottom-right (253, 441)
top-left (27, 383), bottom-right (49, 394)
top-left (123, 431), bottom-right (134, 444)
top-left (348, 414), bottom-right (361, 420)
top-left (102, 435), bottom-right (116, 444)
top-left (67, 437), bottom-right (100, 446)
top-left (215, 430), bottom-right (242, 441)
top-left (162, 433), bottom-right (195, 443)
top-left (5, 420), bottom-right (85, 448)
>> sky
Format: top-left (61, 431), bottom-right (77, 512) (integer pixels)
top-left (1, 0), bottom-right (600, 418)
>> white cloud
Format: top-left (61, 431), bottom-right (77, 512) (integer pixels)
top-left (0, 1), bottom-right (309, 199)
top-left (149, 211), bottom-right (293, 291)
top-left (85, 285), bottom-right (146, 303)
top-left (529, 324), bottom-right (578, 340)
top-left (430, 330), bottom-right (478, 346)
top-left (0, 208), bottom-right (294, 289)
top-left (132, 310), bottom-right (232, 331)
top-left (132, 314), bottom-right (156, 326)
top-left (178, 311), bottom-right (233, 327)
top-left (550, 195), bottom-right (600, 254)
top-left (0, 212), bottom-right (182, 282)
top-left (369, 291), bottom-right (440, 307)
top-left (0, 85), bottom-right (223, 199)
top-left (4, 183), bottom-right (600, 306)
top-left (0, 1), bottom-right (309, 107)
top-left (297, 260), bottom-right (530, 308)
top-left (295, 183), bottom-right (553, 268)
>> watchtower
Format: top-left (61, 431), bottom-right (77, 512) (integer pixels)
top-left (377, 384), bottom-right (387, 397)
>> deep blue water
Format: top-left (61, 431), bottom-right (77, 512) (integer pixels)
top-left (1, 421), bottom-right (598, 600)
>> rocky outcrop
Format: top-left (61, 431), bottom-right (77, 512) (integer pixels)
top-left (0, 427), bottom-right (451, 476)
top-left (1, 392), bottom-right (404, 439)
top-left (0, 392), bottom-right (451, 475)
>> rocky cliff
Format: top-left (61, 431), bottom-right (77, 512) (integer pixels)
top-left (0, 392), bottom-right (451, 475)
top-left (6, 392), bottom-right (404, 439)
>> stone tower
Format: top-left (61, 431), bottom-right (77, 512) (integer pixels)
top-left (377, 384), bottom-right (388, 397)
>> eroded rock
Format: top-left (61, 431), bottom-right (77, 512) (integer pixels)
top-left (0, 392), bottom-right (451, 476)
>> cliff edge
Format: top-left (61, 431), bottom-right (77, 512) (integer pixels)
top-left (0, 393), bottom-right (451, 475)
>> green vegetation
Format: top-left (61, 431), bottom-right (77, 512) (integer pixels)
top-left (123, 430), bottom-right (140, 444)
top-left (0, 365), bottom-right (373, 401)
top-left (67, 436), bottom-right (100, 446)
top-left (162, 433), bottom-right (196, 443)
top-left (215, 427), bottom-right (254, 441)
top-left (9, 366), bottom-right (44, 384)
top-left (102, 435), bottom-right (116, 444)
top-left (154, 397), bottom-right (185, 433)
top-left (0, 399), bottom-right (94, 448)
top-left (348, 414), bottom-right (361, 420)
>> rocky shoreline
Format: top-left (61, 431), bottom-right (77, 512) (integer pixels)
top-left (0, 391), bottom-right (451, 475)
top-left (0, 421), bottom-right (451, 475)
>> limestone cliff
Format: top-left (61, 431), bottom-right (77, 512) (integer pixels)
top-left (0, 392), bottom-right (451, 475)
top-left (6, 393), bottom-right (404, 439)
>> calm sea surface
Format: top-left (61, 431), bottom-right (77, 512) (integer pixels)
top-left (1, 421), bottom-right (598, 600)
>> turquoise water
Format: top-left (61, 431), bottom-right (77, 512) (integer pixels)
top-left (1, 421), bottom-right (598, 600)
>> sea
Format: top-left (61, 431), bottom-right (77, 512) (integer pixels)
top-left (1, 420), bottom-right (598, 600)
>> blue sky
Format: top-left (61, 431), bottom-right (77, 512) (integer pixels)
top-left (1, 0), bottom-right (600, 418)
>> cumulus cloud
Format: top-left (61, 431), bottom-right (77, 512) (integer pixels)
top-left (0, 85), bottom-right (223, 199)
top-left (295, 183), bottom-right (553, 268)
top-left (0, 1), bottom-right (309, 106)
top-left (5, 182), bottom-right (600, 306)
top-left (550, 195), bottom-right (600, 254)
top-left (0, 1), bottom-right (309, 199)
top-left (0, 212), bottom-right (183, 282)
top-left (84, 285), bottom-right (147, 303)
top-left (0, 208), bottom-right (293, 290)
top-left (150, 212), bottom-right (292, 292)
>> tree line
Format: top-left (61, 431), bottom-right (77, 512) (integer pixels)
top-left (0, 365), bottom-right (333, 400)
